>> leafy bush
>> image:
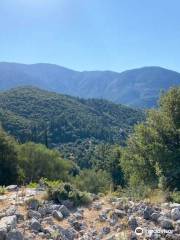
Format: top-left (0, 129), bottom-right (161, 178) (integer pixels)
top-left (18, 142), bottom-right (73, 183)
top-left (170, 191), bottom-right (180, 203)
top-left (47, 182), bottom-right (92, 206)
top-left (0, 128), bottom-right (19, 185)
top-left (41, 178), bottom-right (62, 188)
top-left (120, 184), bottom-right (152, 200)
top-left (27, 182), bottom-right (38, 189)
top-left (121, 87), bottom-right (180, 190)
top-left (72, 169), bottom-right (112, 194)
top-left (0, 186), bottom-right (5, 195)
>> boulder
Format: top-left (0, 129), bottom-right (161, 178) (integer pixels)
top-left (59, 205), bottom-right (70, 217)
top-left (0, 228), bottom-right (7, 240)
top-left (52, 210), bottom-right (63, 221)
top-left (0, 196), bottom-right (7, 202)
top-left (143, 206), bottom-right (154, 220)
top-left (71, 220), bottom-right (84, 231)
top-left (171, 208), bottom-right (180, 221)
top-left (61, 200), bottom-right (74, 209)
top-left (6, 185), bottom-right (18, 192)
top-left (30, 218), bottom-right (41, 232)
top-left (101, 226), bottom-right (110, 235)
top-left (128, 216), bottom-right (138, 231)
top-left (0, 215), bottom-right (17, 231)
top-left (7, 230), bottom-right (23, 240)
top-left (169, 203), bottom-right (180, 209)
top-left (99, 213), bottom-right (107, 222)
top-left (151, 212), bottom-right (160, 222)
top-left (45, 204), bottom-right (60, 214)
top-left (6, 207), bottom-right (16, 217)
top-left (73, 212), bottom-right (83, 220)
top-left (27, 199), bottom-right (39, 211)
top-left (27, 210), bottom-right (41, 219)
top-left (113, 209), bottom-right (126, 218)
top-left (159, 217), bottom-right (174, 230)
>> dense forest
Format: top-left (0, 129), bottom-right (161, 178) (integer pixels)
top-left (0, 87), bottom-right (179, 202)
top-left (0, 86), bottom-right (143, 145)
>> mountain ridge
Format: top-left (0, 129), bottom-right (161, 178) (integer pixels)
top-left (0, 62), bottom-right (180, 107)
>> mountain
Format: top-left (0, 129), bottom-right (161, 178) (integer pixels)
top-left (0, 87), bottom-right (143, 145)
top-left (1, 62), bottom-right (180, 108)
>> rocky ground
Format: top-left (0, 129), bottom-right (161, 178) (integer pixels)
top-left (0, 186), bottom-right (180, 240)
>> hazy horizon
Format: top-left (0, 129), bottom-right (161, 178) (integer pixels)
top-left (1, 61), bottom-right (180, 74)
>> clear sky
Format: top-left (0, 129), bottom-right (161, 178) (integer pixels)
top-left (0, 0), bottom-right (180, 72)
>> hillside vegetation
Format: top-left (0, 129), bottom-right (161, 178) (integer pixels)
top-left (0, 85), bottom-right (180, 240)
top-left (1, 62), bottom-right (180, 107)
top-left (0, 87), bottom-right (179, 197)
top-left (0, 87), bottom-right (143, 145)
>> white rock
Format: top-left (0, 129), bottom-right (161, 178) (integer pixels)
top-left (0, 215), bottom-right (17, 230)
top-left (171, 208), bottom-right (180, 221)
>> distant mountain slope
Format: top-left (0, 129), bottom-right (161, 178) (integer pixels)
top-left (0, 87), bottom-right (143, 145)
top-left (0, 62), bottom-right (180, 107)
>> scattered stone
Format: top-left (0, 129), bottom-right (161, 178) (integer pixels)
top-left (6, 185), bottom-right (18, 192)
top-left (27, 199), bottom-right (39, 211)
top-left (113, 209), bottom-right (126, 218)
top-left (52, 210), bottom-right (63, 221)
top-left (61, 200), bottom-right (74, 209)
top-left (101, 226), bottom-right (110, 235)
top-left (0, 196), bottom-right (7, 202)
top-left (30, 218), bottom-right (41, 232)
top-left (93, 203), bottom-right (102, 210)
top-left (169, 203), bottom-right (180, 209)
top-left (74, 212), bottom-right (83, 220)
top-left (0, 215), bottom-right (17, 231)
top-left (143, 206), bottom-right (154, 220)
top-left (59, 205), bottom-right (70, 217)
top-left (159, 217), bottom-right (174, 230)
top-left (6, 206), bottom-right (16, 216)
top-left (71, 220), bottom-right (85, 231)
top-left (99, 212), bottom-right (107, 222)
top-left (151, 212), bottom-right (160, 222)
top-left (1, 187), bottom-right (179, 240)
top-left (0, 228), bottom-right (7, 240)
top-left (128, 216), bottom-right (138, 231)
top-left (7, 230), bottom-right (23, 240)
top-left (171, 208), bottom-right (180, 221)
top-left (28, 210), bottom-right (41, 219)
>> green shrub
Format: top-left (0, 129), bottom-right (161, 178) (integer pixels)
top-left (47, 182), bottom-right (92, 206)
top-left (27, 182), bottom-right (38, 189)
top-left (41, 178), bottom-right (62, 188)
top-left (0, 186), bottom-right (5, 195)
top-left (121, 184), bottom-right (152, 200)
top-left (170, 191), bottom-right (180, 203)
top-left (72, 169), bottom-right (112, 194)
top-left (18, 142), bottom-right (73, 183)
top-left (0, 128), bottom-right (19, 185)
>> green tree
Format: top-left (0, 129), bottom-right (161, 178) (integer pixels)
top-left (18, 142), bottom-right (73, 183)
top-left (121, 87), bottom-right (180, 190)
top-left (91, 144), bottom-right (125, 189)
top-left (0, 127), bottom-right (19, 185)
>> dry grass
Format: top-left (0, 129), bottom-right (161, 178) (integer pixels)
top-left (146, 189), bottom-right (168, 204)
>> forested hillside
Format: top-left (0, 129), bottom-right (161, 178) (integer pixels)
top-left (1, 62), bottom-right (180, 107)
top-left (0, 87), bottom-right (143, 146)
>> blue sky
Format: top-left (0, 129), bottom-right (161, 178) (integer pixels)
top-left (0, 0), bottom-right (180, 72)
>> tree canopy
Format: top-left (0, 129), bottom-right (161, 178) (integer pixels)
top-left (121, 87), bottom-right (180, 190)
